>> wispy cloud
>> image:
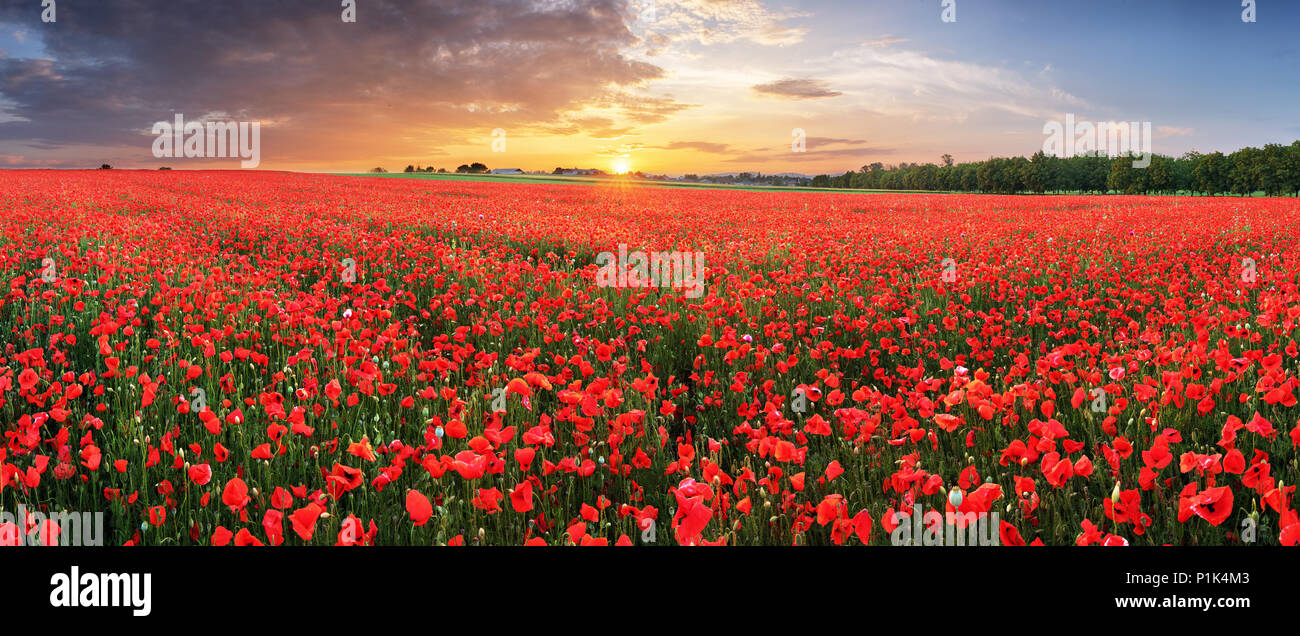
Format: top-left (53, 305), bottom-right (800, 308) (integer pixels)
top-left (862, 34), bottom-right (909, 48)
top-left (724, 144), bottom-right (895, 163)
top-left (633, 0), bottom-right (808, 52)
top-left (751, 78), bottom-right (842, 100)
top-left (652, 140), bottom-right (733, 153)
top-left (811, 43), bottom-right (1092, 122)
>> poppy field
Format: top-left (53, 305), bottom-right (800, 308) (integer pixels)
top-left (2, 169), bottom-right (1298, 547)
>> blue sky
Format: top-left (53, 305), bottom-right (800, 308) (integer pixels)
top-left (833, 0), bottom-right (1300, 151)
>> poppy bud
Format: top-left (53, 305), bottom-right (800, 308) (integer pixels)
top-left (1111, 483), bottom-right (1121, 502)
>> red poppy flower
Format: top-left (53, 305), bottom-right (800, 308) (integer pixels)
top-left (406, 489), bottom-right (433, 526)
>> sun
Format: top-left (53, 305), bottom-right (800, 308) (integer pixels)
top-left (611, 159), bottom-right (630, 175)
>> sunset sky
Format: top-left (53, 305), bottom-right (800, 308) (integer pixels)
top-left (0, 0), bottom-right (1296, 175)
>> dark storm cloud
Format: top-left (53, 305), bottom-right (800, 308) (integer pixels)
top-left (0, 0), bottom-right (671, 164)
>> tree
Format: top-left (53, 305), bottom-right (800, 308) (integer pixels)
top-left (1148, 154), bottom-right (1173, 194)
top-left (1288, 142), bottom-right (1300, 196)
top-left (1261, 143), bottom-right (1288, 196)
top-left (1194, 152), bottom-right (1227, 196)
top-left (1227, 147), bottom-right (1258, 196)
top-left (1022, 151), bottom-right (1049, 193)
top-left (774, 139), bottom-right (1300, 196)
top-left (1002, 157), bottom-right (1029, 193)
top-left (1176, 152), bottom-right (1200, 194)
top-left (976, 158), bottom-right (999, 193)
top-left (960, 164), bottom-right (978, 192)
top-left (1107, 155), bottom-right (1133, 194)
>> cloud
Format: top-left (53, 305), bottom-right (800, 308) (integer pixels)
top-left (724, 145), bottom-right (894, 163)
top-left (804, 43), bottom-right (1092, 123)
top-left (751, 78), bottom-right (843, 100)
top-left (587, 90), bottom-right (699, 124)
top-left (807, 137), bottom-right (866, 146)
top-left (0, 153), bottom-right (77, 167)
top-left (652, 140), bottom-right (732, 153)
top-left (543, 116), bottom-right (636, 139)
top-left (597, 142), bottom-right (645, 158)
top-left (633, 0), bottom-right (808, 51)
top-left (0, 0), bottom-right (685, 167)
top-left (862, 34), bottom-right (909, 48)
top-left (1156, 126), bottom-right (1195, 137)
top-left (744, 138), bottom-right (869, 152)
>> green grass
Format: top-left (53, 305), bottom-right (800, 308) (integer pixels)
top-left (333, 171), bottom-right (941, 195)
top-left (333, 173), bottom-right (1293, 197)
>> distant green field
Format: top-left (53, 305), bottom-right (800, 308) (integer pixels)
top-left (333, 172), bottom-right (1286, 197)
top-left (334, 171), bottom-right (937, 194)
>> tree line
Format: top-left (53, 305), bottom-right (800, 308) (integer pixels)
top-left (810, 141), bottom-right (1300, 195)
